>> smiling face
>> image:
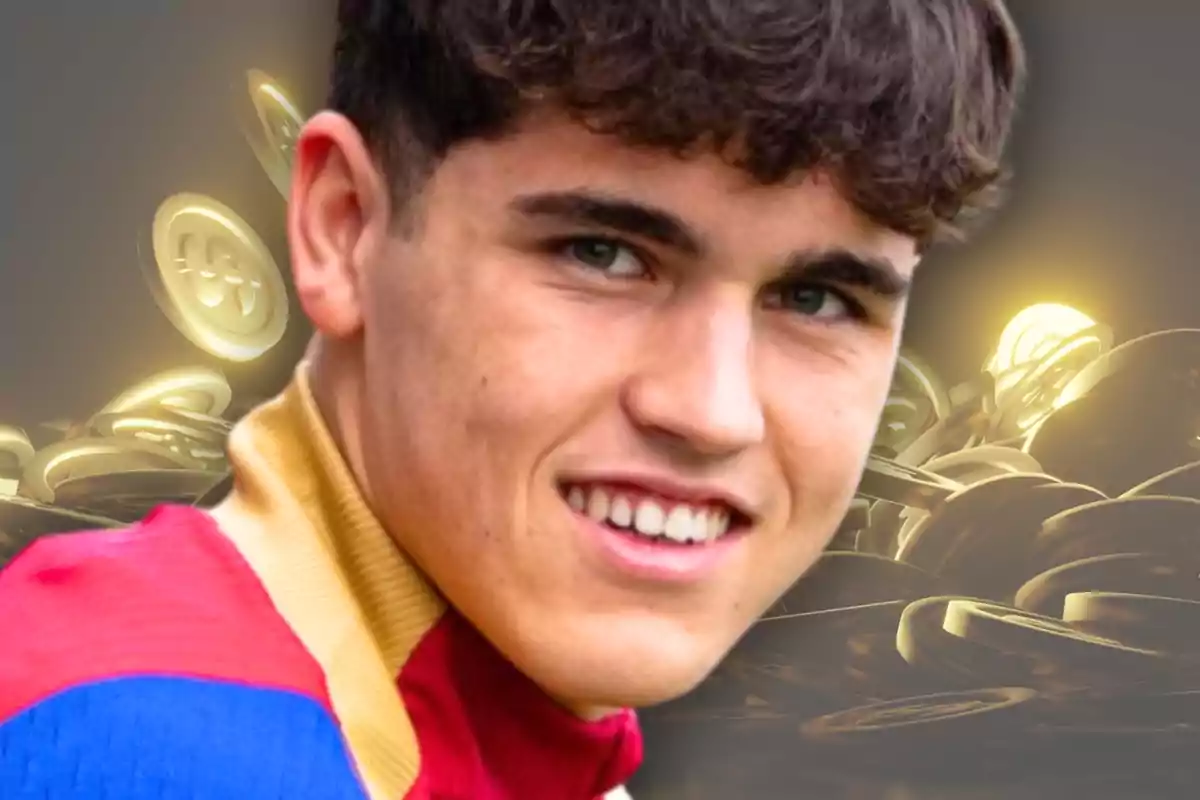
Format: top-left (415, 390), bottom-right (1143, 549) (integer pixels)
top-left (289, 109), bottom-right (919, 714)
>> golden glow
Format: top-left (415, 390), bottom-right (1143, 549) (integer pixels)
top-left (988, 303), bottom-right (1097, 377)
top-left (148, 193), bottom-right (289, 362)
top-left (986, 303), bottom-right (1110, 432)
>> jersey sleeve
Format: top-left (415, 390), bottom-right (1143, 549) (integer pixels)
top-left (0, 506), bottom-right (370, 800)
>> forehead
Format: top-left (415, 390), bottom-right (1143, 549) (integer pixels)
top-left (429, 112), bottom-right (919, 275)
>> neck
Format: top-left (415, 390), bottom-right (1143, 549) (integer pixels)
top-left (307, 337), bottom-right (373, 506)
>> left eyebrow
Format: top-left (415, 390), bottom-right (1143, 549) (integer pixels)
top-left (776, 249), bottom-right (912, 300)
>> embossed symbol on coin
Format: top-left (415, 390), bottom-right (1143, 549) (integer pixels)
top-left (148, 193), bottom-right (288, 362)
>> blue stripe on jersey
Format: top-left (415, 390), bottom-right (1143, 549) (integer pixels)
top-left (0, 675), bottom-right (370, 800)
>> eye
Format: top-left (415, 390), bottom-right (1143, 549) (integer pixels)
top-left (765, 283), bottom-right (858, 321)
top-left (560, 237), bottom-right (648, 279)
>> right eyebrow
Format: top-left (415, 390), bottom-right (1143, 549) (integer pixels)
top-left (509, 190), bottom-right (706, 257)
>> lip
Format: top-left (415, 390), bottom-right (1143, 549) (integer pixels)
top-left (571, 508), bottom-right (749, 584)
top-left (556, 471), bottom-right (758, 522)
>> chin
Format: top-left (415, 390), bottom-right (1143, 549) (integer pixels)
top-left (517, 615), bottom-right (732, 712)
top-left (550, 661), bottom-right (714, 713)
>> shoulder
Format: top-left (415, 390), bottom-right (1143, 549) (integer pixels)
top-left (0, 504), bottom-right (327, 717)
top-left (0, 672), bottom-right (370, 799)
top-left (0, 506), bottom-right (367, 799)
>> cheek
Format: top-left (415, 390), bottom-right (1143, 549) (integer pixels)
top-left (358, 251), bottom-right (622, 522)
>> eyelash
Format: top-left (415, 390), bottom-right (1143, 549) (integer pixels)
top-left (764, 280), bottom-right (867, 323)
top-left (546, 235), bottom-right (656, 278)
top-left (546, 234), bottom-right (867, 323)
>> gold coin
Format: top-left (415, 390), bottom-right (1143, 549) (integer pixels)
top-left (1014, 552), bottom-right (1200, 617)
top-left (0, 425), bottom-right (34, 473)
top-left (18, 437), bottom-right (199, 505)
top-left (993, 325), bottom-right (1111, 436)
top-left (1056, 327), bottom-right (1200, 407)
top-left (97, 366), bottom-right (232, 418)
top-left (897, 594), bottom-right (1164, 692)
top-left (897, 595), bottom-right (1031, 684)
top-left (943, 597), bottom-right (1158, 659)
top-left (893, 350), bottom-right (951, 421)
top-left (853, 499), bottom-right (911, 558)
top-left (801, 687), bottom-right (1036, 736)
top-left (894, 471), bottom-right (1055, 570)
top-left (787, 689), bottom-right (1065, 790)
top-left (1034, 496), bottom-right (1200, 571)
top-left (762, 552), bottom-right (939, 618)
top-left (90, 411), bottom-right (228, 465)
top-left (900, 479), bottom-right (1104, 602)
top-left (149, 194), bottom-right (289, 362)
top-left (857, 454), bottom-right (963, 510)
top-left (874, 395), bottom-right (936, 455)
top-left (1122, 459), bottom-right (1200, 501)
top-left (920, 445), bottom-right (1044, 486)
top-left (874, 350), bottom-right (951, 457)
top-left (244, 69), bottom-right (306, 198)
top-left (1063, 591), bottom-right (1200, 659)
top-left (53, 469), bottom-right (223, 523)
top-left (716, 600), bottom-right (934, 710)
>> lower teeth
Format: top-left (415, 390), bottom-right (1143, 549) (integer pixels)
top-left (610, 523), bottom-right (706, 545)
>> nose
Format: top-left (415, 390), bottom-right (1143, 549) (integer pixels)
top-left (622, 295), bottom-right (765, 458)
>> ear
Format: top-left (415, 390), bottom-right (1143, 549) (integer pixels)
top-left (287, 111), bottom-right (392, 340)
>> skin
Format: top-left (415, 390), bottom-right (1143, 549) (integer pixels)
top-left (287, 107), bottom-right (919, 717)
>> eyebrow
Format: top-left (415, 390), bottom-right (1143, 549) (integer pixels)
top-left (776, 250), bottom-right (912, 300)
top-left (509, 190), bottom-right (911, 300)
top-left (509, 191), bottom-right (704, 256)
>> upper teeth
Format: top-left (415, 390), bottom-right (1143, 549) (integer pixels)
top-left (565, 485), bottom-right (732, 543)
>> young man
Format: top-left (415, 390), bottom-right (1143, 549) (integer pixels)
top-left (0, 1), bottom-right (1024, 798)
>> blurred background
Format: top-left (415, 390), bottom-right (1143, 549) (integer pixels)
top-left (4, 1), bottom-right (1200, 798)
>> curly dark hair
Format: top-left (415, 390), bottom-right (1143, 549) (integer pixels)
top-left (329, 0), bottom-right (1025, 247)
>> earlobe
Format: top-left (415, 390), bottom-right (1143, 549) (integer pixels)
top-left (287, 111), bottom-right (389, 340)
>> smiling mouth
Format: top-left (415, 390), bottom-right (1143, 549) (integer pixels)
top-left (557, 481), bottom-right (750, 545)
